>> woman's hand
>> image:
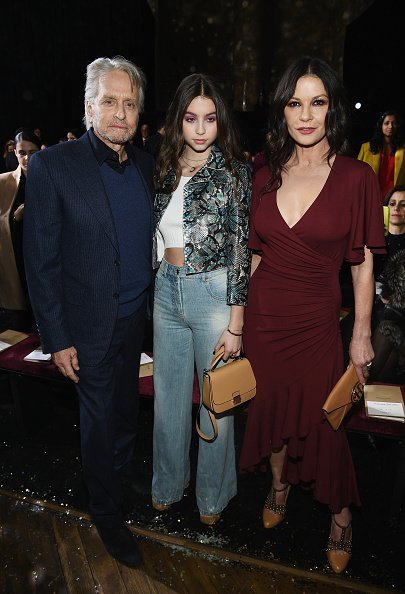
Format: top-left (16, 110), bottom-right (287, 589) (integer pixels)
top-left (349, 335), bottom-right (374, 384)
top-left (214, 328), bottom-right (242, 361)
top-left (13, 204), bottom-right (24, 222)
top-left (350, 247), bottom-right (375, 384)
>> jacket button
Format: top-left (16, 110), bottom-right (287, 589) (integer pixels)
top-left (114, 259), bottom-right (120, 266)
top-left (113, 292), bottom-right (119, 299)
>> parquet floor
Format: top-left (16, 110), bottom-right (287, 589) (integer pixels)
top-left (0, 490), bottom-right (392, 594)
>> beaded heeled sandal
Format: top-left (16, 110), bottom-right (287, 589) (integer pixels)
top-left (326, 516), bottom-right (352, 574)
top-left (262, 483), bottom-right (291, 529)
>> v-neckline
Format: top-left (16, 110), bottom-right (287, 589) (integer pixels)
top-left (276, 156), bottom-right (337, 230)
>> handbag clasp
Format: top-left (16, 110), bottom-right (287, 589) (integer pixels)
top-left (351, 382), bottom-right (364, 403)
top-left (232, 392), bottom-right (241, 405)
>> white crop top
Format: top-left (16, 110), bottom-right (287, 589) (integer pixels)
top-left (156, 176), bottom-right (187, 259)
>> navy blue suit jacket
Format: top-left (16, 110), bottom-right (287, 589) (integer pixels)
top-left (24, 132), bottom-right (154, 365)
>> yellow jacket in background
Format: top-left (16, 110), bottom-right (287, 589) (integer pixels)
top-left (358, 142), bottom-right (405, 187)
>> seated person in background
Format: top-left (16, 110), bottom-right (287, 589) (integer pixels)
top-left (343, 186), bottom-right (405, 364)
top-left (2, 139), bottom-right (18, 172)
top-left (134, 122), bottom-right (151, 148)
top-left (0, 129), bottom-right (40, 331)
top-left (371, 249), bottom-right (405, 384)
top-left (358, 111), bottom-right (405, 202)
top-left (374, 185), bottom-right (405, 283)
top-left (384, 185), bottom-right (405, 255)
top-left (66, 128), bottom-right (82, 141)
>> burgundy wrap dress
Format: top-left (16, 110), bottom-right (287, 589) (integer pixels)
top-left (239, 156), bottom-right (386, 512)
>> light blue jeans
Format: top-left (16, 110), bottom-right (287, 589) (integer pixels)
top-left (152, 259), bottom-right (237, 516)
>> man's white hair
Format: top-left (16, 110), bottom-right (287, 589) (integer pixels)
top-left (83, 56), bottom-right (146, 129)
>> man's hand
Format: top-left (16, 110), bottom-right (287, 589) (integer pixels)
top-left (52, 347), bottom-right (80, 383)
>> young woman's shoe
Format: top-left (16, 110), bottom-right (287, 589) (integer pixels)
top-left (152, 498), bottom-right (171, 512)
top-left (326, 516), bottom-right (352, 574)
top-left (262, 483), bottom-right (291, 529)
top-left (200, 513), bottom-right (221, 526)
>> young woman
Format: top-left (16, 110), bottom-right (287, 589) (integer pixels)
top-left (152, 74), bottom-right (251, 525)
top-left (239, 57), bottom-right (385, 573)
top-left (358, 111), bottom-right (405, 200)
top-left (0, 129), bottom-right (40, 331)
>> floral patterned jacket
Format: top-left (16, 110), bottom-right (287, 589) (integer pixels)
top-left (153, 145), bottom-right (251, 306)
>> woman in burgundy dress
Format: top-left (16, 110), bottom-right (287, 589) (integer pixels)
top-left (239, 57), bottom-right (386, 574)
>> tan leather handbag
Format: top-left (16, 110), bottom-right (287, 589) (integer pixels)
top-left (322, 365), bottom-right (364, 430)
top-left (196, 348), bottom-right (256, 442)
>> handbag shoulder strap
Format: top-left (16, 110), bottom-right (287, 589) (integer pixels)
top-left (195, 403), bottom-right (218, 442)
top-left (195, 347), bottom-right (226, 442)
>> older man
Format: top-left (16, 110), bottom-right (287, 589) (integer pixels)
top-left (24, 57), bottom-right (154, 566)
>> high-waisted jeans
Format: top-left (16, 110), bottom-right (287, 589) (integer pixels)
top-left (152, 259), bottom-right (237, 516)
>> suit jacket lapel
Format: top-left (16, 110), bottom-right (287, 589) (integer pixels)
top-left (64, 135), bottom-right (119, 252)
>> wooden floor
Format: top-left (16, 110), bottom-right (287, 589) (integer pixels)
top-left (0, 490), bottom-right (393, 594)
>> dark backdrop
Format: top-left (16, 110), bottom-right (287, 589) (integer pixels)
top-left (1, 0), bottom-right (402, 153)
top-left (344, 0), bottom-right (404, 153)
top-left (0, 0), bottom-right (155, 145)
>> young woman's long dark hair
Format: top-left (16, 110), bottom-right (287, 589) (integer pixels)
top-left (157, 74), bottom-right (244, 191)
top-left (369, 110), bottom-right (404, 155)
top-left (14, 128), bottom-right (41, 150)
top-left (265, 56), bottom-right (349, 190)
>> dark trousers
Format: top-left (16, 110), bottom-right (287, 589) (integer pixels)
top-left (75, 301), bottom-right (146, 527)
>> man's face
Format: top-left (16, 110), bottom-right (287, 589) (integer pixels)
top-left (86, 70), bottom-right (139, 149)
top-left (141, 124), bottom-right (150, 138)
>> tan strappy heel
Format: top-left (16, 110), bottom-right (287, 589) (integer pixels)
top-left (326, 516), bottom-right (352, 574)
top-left (262, 483), bottom-right (291, 529)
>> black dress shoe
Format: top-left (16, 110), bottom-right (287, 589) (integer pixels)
top-left (95, 521), bottom-right (142, 567)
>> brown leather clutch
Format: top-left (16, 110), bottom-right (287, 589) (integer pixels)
top-left (322, 365), bottom-right (364, 431)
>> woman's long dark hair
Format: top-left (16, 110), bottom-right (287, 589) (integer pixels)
top-left (157, 74), bottom-right (244, 191)
top-left (369, 111), bottom-right (404, 155)
top-left (266, 56), bottom-right (349, 190)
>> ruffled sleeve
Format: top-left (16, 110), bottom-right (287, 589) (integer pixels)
top-left (344, 162), bottom-right (386, 264)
